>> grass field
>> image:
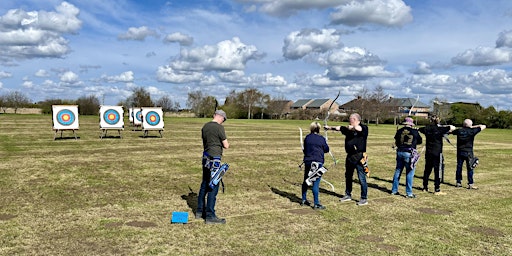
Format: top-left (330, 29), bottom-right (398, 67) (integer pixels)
top-left (1, 114), bottom-right (511, 255)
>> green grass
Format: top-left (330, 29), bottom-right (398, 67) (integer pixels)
top-left (0, 114), bottom-right (511, 255)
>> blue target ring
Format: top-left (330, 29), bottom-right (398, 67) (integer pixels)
top-left (56, 109), bottom-right (75, 126)
top-left (103, 109), bottom-right (120, 125)
top-left (145, 111), bottom-right (160, 126)
top-left (135, 110), bottom-right (142, 122)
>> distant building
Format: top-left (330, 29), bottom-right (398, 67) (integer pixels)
top-left (291, 98), bottom-right (339, 113)
top-left (389, 97), bottom-right (430, 118)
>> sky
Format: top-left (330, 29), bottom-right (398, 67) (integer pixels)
top-left (1, 0), bottom-right (512, 110)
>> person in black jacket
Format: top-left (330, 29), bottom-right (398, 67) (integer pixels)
top-left (301, 122), bottom-right (330, 210)
top-left (418, 115), bottom-right (455, 195)
top-left (391, 117), bottom-right (423, 198)
top-left (452, 119), bottom-right (486, 189)
top-left (325, 113), bottom-right (369, 206)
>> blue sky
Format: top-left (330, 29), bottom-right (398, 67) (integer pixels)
top-left (1, 0), bottom-right (512, 110)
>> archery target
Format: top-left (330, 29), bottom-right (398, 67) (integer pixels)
top-left (52, 105), bottom-right (79, 130)
top-left (133, 108), bottom-right (142, 126)
top-left (141, 107), bottom-right (164, 129)
top-left (99, 105), bottom-right (124, 129)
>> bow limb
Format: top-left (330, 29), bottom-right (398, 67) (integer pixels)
top-left (408, 94), bottom-right (419, 116)
top-left (299, 127), bottom-right (304, 150)
top-left (324, 91), bottom-right (340, 166)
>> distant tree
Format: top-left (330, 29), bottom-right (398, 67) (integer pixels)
top-left (224, 88), bottom-right (268, 119)
top-left (368, 85), bottom-right (392, 125)
top-left (76, 95), bottom-right (100, 115)
top-left (186, 91), bottom-right (217, 118)
top-left (125, 87), bottom-right (153, 107)
top-left (449, 102), bottom-right (484, 125)
top-left (5, 91), bottom-right (31, 113)
top-left (156, 95), bottom-right (180, 112)
top-left (0, 94), bottom-right (6, 113)
top-left (38, 99), bottom-right (75, 114)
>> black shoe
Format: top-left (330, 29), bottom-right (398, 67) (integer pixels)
top-left (205, 217), bottom-right (226, 224)
top-left (300, 200), bottom-right (311, 206)
top-left (313, 204), bottom-right (326, 210)
top-left (406, 194), bottom-right (417, 198)
top-left (195, 213), bottom-right (203, 219)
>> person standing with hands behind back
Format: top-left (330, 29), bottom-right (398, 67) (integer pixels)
top-left (324, 113), bottom-right (369, 206)
top-left (391, 117), bottom-right (422, 198)
top-left (301, 121), bottom-right (330, 210)
top-left (197, 110), bottom-right (229, 224)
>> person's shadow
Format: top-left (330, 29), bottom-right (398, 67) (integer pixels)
top-left (181, 186), bottom-right (198, 215)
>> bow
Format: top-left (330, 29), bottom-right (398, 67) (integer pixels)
top-left (324, 91), bottom-right (340, 165)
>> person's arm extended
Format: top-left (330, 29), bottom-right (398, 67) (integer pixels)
top-left (222, 139), bottom-right (229, 149)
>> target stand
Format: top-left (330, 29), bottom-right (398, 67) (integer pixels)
top-left (99, 105), bottom-right (124, 139)
top-left (52, 105), bottom-right (79, 140)
top-left (141, 107), bottom-right (164, 138)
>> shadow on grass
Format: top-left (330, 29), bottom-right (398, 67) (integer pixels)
top-left (269, 185), bottom-right (302, 205)
top-left (181, 186), bottom-right (198, 215)
top-left (281, 178), bottom-right (343, 198)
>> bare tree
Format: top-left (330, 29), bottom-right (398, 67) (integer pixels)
top-left (186, 91), bottom-right (216, 118)
top-left (156, 95), bottom-right (180, 112)
top-left (5, 91), bottom-right (31, 113)
top-left (125, 87), bottom-right (153, 108)
top-left (76, 95), bottom-right (100, 115)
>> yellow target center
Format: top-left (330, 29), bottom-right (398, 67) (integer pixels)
top-left (108, 114), bottom-right (116, 120)
top-left (62, 114), bottom-right (70, 121)
top-left (150, 115), bottom-right (157, 122)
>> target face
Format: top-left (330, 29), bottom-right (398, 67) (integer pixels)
top-left (141, 107), bottom-right (164, 130)
top-left (133, 108), bottom-right (142, 125)
top-left (52, 105), bottom-right (79, 130)
top-left (135, 111), bottom-right (142, 121)
top-left (57, 109), bottom-right (75, 126)
top-left (99, 105), bottom-right (124, 129)
top-left (104, 109), bottom-right (121, 125)
top-left (145, 111), bottom-right (160, 126)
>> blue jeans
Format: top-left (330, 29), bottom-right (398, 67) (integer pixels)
top-left (197, 158), bottom-right (220, 219)
top-left (302, 163), bottom-right (322, 205)
top-left (456, 151), bottom-right (474, 185)
top-left (392, 151), bottom-right (415, 196)
top-left (345, 155), bottom-right (368, 199)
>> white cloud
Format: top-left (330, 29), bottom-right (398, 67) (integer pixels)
top-left (283, 28), bottom-right (342, 60)
top-left (330, 0), bottom-right (412, 27)
top-left (458, 69), bottom-right (512, 94)
top-left (324, 47), bottom-right (397, 79)
top-left (117, 26), bottom-right (159, 41)
top-left (410, 61), bottom-right (432, 74)
top-left (239, 0), bottom-right (350, 17)
top-left (102, 71), bottom-right (134, 83)
top-left (452, 46), bottom-right (512, 66)
top-left (59, 71), bottom-right (79, 84)
top-left (34, 69), bottom-right (49, 77)
top-left (168, 37), bottom-right (263, 72)
top-left (0, 70), bottom-right (12, 78)
top-left (163, 32), bottom-right (193, 46)
top-left (0, 2), bottom-right (81, 63)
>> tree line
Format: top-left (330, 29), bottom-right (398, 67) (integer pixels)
top-left (2, 87), bottom-right (512, 129)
